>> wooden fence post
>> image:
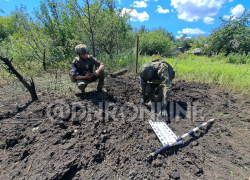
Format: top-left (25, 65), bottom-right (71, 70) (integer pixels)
top-left (136, 35), bottom-right (139, 73)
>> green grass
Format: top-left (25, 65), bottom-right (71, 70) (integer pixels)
top-left (164, 56), bottom-right (250, 96)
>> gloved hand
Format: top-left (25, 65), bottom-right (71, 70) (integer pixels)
top-left (159, 105), bottom-right (168, 117)
top-left (140, 98), bottom-right (146, 104)
top-left (160, 109), bottom-right (168, 117)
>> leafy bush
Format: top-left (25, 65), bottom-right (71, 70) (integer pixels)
top-left (163, 45), bottom-right (180, 58)
top-left (225, 53), bottom-right (250, 64)
top-left (139, 31), bottom-right (172, 56)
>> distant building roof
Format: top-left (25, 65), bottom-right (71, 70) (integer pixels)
top-left (192, 48), bottom-right (202, 54)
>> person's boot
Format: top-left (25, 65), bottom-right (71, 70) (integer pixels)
top-left (97, 87), bottom-right (105, 93)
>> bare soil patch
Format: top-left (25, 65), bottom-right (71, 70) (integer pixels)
top-left (0, 75), bottom-right (250, 179)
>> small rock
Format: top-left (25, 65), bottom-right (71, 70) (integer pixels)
top-left (168, 171), bottom-right (180, 179)
top-left (192, 141), bottom-right (199, 146)
top-left (32, 127), bottom-right (39, 131)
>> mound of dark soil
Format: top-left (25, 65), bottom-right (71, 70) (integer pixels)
top-left (0, 75), bottom-right (250, 179)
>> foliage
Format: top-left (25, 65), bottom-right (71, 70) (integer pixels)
top-left (139, 31), bottom-right (172, 55)
top-left (1, 0), bottom-right (134, 72)
top-left (189, 36), bottom-right (207, 50)
top-left (174, 34), bottom-right (194, 50)
top-left (225, 53), bottom-right (250, 64)
top-left (151, 27), bottom-right (175, 42)
top-left (0, 15), bottom-right (16, 42)
top-left (94, 2), bottom-right (133, 59)
top-left (34, 0), bottom-right (77, 57)
top-left (206, 10), bottom-right (250, 55)
top-left (1, 5), bottom-right (66, 71)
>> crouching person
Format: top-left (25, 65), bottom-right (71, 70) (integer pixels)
top-left (69, 44), bottom-right (105, 93)
top-left (139, 59), bottom-right (175, 117)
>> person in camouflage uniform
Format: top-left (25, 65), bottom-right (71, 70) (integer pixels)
top-left (139, 59), bottom-right (175, 117)
top-left (69, 44), bottom-right (105, 92)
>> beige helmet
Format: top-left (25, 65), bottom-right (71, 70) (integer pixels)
top-left (75, 44), bottom-right (89, 55)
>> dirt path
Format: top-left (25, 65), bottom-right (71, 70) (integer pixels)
top-left (0, 75), bottom-right (250, 180)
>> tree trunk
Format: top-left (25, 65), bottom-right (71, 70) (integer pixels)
top-left (43, 49), bottom-right (46, 71)
top-left (0, 56), bottom-right (38, 101)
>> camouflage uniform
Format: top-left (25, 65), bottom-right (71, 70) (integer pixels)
top-left (139, 59), bottom-right (175, 115)
top-left (71, 52), bottom-right (105, 92)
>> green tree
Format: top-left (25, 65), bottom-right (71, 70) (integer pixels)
top-left (206, 9), bottom-right (250, 55)
top-left (152, 27), bottom-right (175, 42)
top-left (65, 0), bottom-right (107, 56)
top-left (174, 34), bottom-right (194, 49)
top-left (189, 36), bottom-right (207, 50)
top-left (95, 2), bottom-right (132, 59)
top-left (34, 0), bottom-right (76, 57)
top-left (0, 15), bottom-right (16, 42)
top-left (139, 31), bottom-right (172, 55)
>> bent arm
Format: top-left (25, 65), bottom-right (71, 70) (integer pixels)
top-left (75, 73), bottom-right (94, 80)
top-left (75, 75), bottom-right (88, 80)
top-left (96, 64), bottom-right (104, 73)
top-left (161, 71), bottom-right (172, 108)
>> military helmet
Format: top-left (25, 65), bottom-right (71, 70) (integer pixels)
top-left (75, 44), bottom-right (89, 55)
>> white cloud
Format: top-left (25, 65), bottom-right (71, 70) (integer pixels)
top-left (156, 5), bottom-right (170, 14)
top-left (175, 35), bottom-right (191, 39)
top-left (178, 28), bottom-right (206, 35)
top-left (229, 0), bottom-right (234, 2)
top-left (231, 4), bottom-right (245, 17)
top-left (222, 15), bottom-right (230, 19)
top-left (171, 0), bottom-right (226, 22)
top-left (133, 1), bottom-right (148, 8)
top-left (154, 0), bottom-right (159, 1)
top-left (203, 17), bottom-right (215, 24)
top-left (223, 4), bottom-right (245, 20)
top-left (118, 0), bottom-right (122, 4)
top-left (120, 8), bottom-right (149, 22)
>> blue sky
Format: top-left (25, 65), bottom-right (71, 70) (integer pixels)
top-left (1, 0), bottom-right (250, 38)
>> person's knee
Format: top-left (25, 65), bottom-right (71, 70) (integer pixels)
top-left (78, 83), bottom-right (87, 91)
